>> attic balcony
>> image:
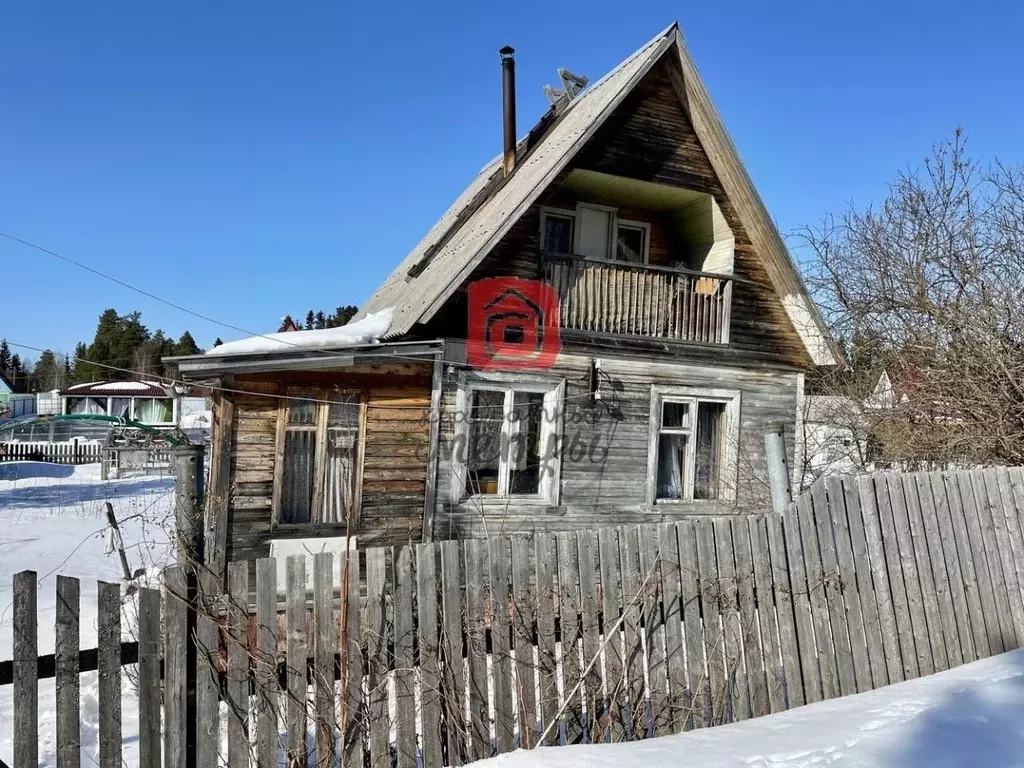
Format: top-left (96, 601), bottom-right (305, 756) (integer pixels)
top-left (543, 252), bottom-right (733, 344)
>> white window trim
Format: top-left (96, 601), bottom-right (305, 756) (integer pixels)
top-left (451, 372), bottom-right (565, 507)
top-left (539, 206), bottom-right (577, 254)
top-left (646, 385), bottom-right (741, 505)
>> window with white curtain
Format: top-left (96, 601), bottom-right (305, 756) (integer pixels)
top-left (134, 398), bottom-right (174, 424)
top-left (276, 391), bottom-right (363, 527)
top-left (647, 385), bottom-right (740, 504)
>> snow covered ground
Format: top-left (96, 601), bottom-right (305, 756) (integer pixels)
top-left (0, 462), bottom-right (174, 768)
top-left (478, 650), bottom-right (1024, 767)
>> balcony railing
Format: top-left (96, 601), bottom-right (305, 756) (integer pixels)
top-left (543, 252), bottom-right (733, 344)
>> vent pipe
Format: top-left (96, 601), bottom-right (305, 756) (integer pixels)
top-left (500, 45), bottom-right (517, 176)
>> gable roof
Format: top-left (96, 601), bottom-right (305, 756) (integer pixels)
top-left (359, 23), bottom-right (838, 366)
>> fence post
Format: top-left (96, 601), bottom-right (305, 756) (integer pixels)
top-left (764, 424), bottom-right (793, 515)
top-left (172, 444), bottom-right (205, 567)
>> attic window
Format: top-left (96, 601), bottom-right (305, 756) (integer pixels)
top-left (541, 208), bottom-right (575, 254)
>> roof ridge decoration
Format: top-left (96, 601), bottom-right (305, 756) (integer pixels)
top-left (359, 23), bottom-right (838, 366)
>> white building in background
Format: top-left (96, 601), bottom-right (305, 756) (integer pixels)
top-left (61, 381), bottom-right (179, 426)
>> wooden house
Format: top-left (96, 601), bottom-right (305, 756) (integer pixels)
top-left (172, 23), bottom-right (836, 579)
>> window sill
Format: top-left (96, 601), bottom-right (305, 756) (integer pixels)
top-left (455, 495), bottom-right (558, 510)
top-left (272, 522), bottom-right (358, 535)
top-left (651, 498), bottom-right (736, 508)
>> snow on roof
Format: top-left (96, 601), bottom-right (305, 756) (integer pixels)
top-left (63, 381), bottom-right (169, 396)
top-left (205, 308), bottom-right (394, 357)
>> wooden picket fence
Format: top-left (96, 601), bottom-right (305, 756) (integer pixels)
top-left (0, 440), bottom-right (103, 464)
top-left (7, 465), bottom-right (1024, 767)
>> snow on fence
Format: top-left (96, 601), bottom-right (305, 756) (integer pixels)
top-left (6, 465), bottom-right (1024, 766)
top-left (0, 440), bottom-right (103, 464)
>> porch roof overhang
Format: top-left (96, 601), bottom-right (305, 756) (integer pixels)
top-left (167, 340), bottom-right (444, 379)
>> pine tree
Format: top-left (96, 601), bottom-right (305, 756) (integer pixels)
top-left (304, 310), bottom-right (316, 330)
top-left (72, 342), bottom-right (90, 382)
top-left (213, 338), bottom-right (224, 348)
top-left (314, 311), bottom-right (327, 330)
top-left (32, 350), bottom-right (59, 392)
top-left (329, 305), bottom-right (359, 328)
top-left (0, 340), bottom-right (10, 374)
top-left (174, 331), bottom-right (202, 356)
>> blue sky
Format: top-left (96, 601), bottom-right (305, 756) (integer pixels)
top-left (2, 1), bottom-right (1022, 356)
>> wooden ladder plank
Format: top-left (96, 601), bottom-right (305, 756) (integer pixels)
top-left (439, 540), bottom-right (467, 764)
top-left (56, 575), bottom-right (81, 768)
top-left (313, 553), bottom-right (337, 768)
top-left (226, 562), bottom-right (251, 768)
top-left (285, 557), bottom-right (308, 768)
top-left (365, 547), bottom-right (390, 768)
top-left (417, 544), bottom-right (443, 768)
top-left (489, 538), bottom-right (515, 754)
top-left (137, 585), bottom-right (162, 768)
top-left (254, 559), bottom-right (278, 768)
top-left (97, 581), bottom-right (122, 768)
top-left (576, 530), bottom-right (603, 743)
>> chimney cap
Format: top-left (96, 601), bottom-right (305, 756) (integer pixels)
top-left (499, 45), bottom-right (515, 59)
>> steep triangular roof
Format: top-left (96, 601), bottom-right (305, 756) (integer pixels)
top-left (359, 23), bottom-right (837, 366)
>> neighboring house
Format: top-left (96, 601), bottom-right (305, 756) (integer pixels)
top-left (799, 394), bottom-right (866, 488)
top-left (60, 381), bottom-right (179, 427)
top-left (171, 24), bottom-right (837, 577)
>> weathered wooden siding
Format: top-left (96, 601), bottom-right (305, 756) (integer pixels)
top-left (223, 366), bottom-right (432, 563)
top-left (432, 349), bottom-right (797, 540)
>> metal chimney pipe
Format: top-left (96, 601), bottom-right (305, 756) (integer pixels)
top-left (500, 45), bottom-right (517, 176)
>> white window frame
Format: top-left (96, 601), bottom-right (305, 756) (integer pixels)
top-left (451, 373), bottom-right (565, 506)
top-left (128, 396), bottom-right (178, 426)
top-left (539, 206), bottom-right (577, 255)
top-left (646, 385), bottom-right (741, 505)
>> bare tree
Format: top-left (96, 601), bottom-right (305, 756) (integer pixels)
top-left (800, 129), bottom-right (1024, 468)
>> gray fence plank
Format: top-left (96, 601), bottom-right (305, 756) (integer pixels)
top-left (732, 518), bottom-right (767, 719)
top-left (980, 469), bottom-right (1024, 647)
top-left (873, 475), bottom-right (918, 679)
top-left (843, 477), bottom-right (887, 689)
top-left (750, 517), bottom-right (785, 712)
top-left (765, 515), bottom-right (803, 709)
top-left (677, 520), bottom-right (707, 727)
top-left (619, 526), bottom-right (646, 737)
top-left (915, 473), bottom-right (964, 669)
top-left (285, 557), bottom-right (308, 768)
top-left (825, 477), bottom-right (871, 693)
top-left (97, 581), bottom-right (122, 768)
top-left (339, 549), bottom-right (363, 768)
top-left (417, 544), bottom-right (443, 768)
top-left (557, 531), bottom-right (584, 744)
top-left (713, 518), bottom-right (745, 722)
top-left (956, 470), bottom-right (1005, 655)
top-left (163, 566), bottom-right (188, 768)
top-left (943, 472), bottom-right (992, 659)
top-left (576, 529), bottom-right (603, 742)
top-left (394, 546), bottom-right (417, 768)
top-left (313, 553), bottom-right (336, 768)
top-left (56, 575), bottom-right (81, 768)
top-left (886, 474), bottom-right (936, 678)
top-left (510, 538), bottom-right (539, 748)
top-left (226, 562), bottom-right (250, 768)
top-left (928, 472), bottom-right (972, 663)
top-left (464, 539), bottom-right (490, 759)
top-left (439, 540), bottom-right (467, 764)
top-left (812, 481), bottom-right (856, 697)
top-left (695, 519), bottom-right (727, 723)
top-left (13, 572), bottom-right (38, 767)
top-left (137, 585), bottom-right (161, 768)
top-left (254, 559), bottom-right (278, 768)
top-left (365, 547), bottom-right (390, 768)
top-left (598, 527), bottom-right (626, 741)
top-left (796, 492), bottom-right (840, 699)
top-left (995, 469), bottom-right (1024, 637)
top-left (657, 522), bottom-right (687, 731)
top-left (901, 473), bottom-right (946, 673)
top-left (638, 526), bottom-right (669, 736)
top-left (488, 537), bottom-right (515, 753)
top-left (196, 571), bottom-right (221, 768)
top-left (781, 506), bottom-right (820, 704)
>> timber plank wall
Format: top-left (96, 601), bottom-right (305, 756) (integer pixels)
top-left (224, 365), bottom-right (432, 564)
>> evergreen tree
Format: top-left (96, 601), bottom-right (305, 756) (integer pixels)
top-left (32, 350), bottom-right (59, 392)
top-left (173, 331), bottom-right (202, 356)
top-left (327, 305), bottom-right (359, 328)
top-left (304, 310), bottom-right (316, 330)
top-left (213, 338), bottom-right (223, 348)
top-left (0, 340), bottom-right (10, 373)
top-left (314, 311), bottom-right (327, 330)
top-left (71, 342), bottom-right (90, 382)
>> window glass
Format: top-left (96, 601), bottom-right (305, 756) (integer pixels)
top-left (110, 398), bottom-right (131, 420)
top-left (287, 399), bottom-right (317, 425)
top-left (656, 433), bottom-right (687, 500)
top-left (324, 395), bottom-right (360, 524)
top-left (662, 401), bottom-right (690, 429)
top-left (542, 213), bottom-right (574, 254)
top-left (68, 397), bottom-right (106, 415)
top-left (694, 402), bottom-right (726, 500)
top-left (281, 428), bottom-right (317, 523)
top-left (616, 224), bottom-right (647, 263)
top-left (509, 391), bottom-right (544, 494)
top-left (134, 398), bottom-right (173, 423)
top-left (468, 390), bottom-right (505, 495)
